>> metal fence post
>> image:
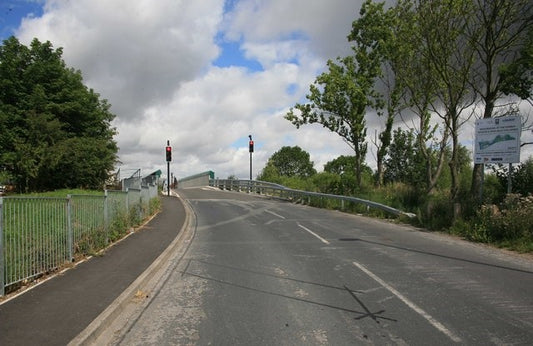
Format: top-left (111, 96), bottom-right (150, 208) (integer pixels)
top-left (126, 188), bottom-right (130, 212)
top-left (0, 197), bottom-right (5, 296)
top-left (104, 190), bottom-right (109, 244)
top-left (67, 195), bottom-right (73, 261)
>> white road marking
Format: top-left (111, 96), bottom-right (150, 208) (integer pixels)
top-left (297, 223), bottom-right (330, 245)
top-left (352, 261), bottom-right (462, 343)
top-left (265, 210), bottom-right (286, 219)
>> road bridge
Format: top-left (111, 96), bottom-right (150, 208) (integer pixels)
top-left (88, 187), bottom-right (533, 345)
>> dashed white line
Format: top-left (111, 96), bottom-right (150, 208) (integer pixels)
top-left (265, 210), bottom-right (286, 219)
top-left (352, 261), bottom-right (462, 343)
top-left (297, 223), bottom-right (330, 245)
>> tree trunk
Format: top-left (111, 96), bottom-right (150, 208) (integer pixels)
top-left (449, 118), bottom-right (460, 204)
top-left (471, 163), bottom-right (483, 203)
top-left (470, 92), bottom-right (495, 203)
top-left (376, 157), bottom-right (384, 188)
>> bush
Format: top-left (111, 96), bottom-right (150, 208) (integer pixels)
top-left (311, 172), bottom-right (341, 194)
top-left (453, 194), bottom-right (533, 251)
top-left (420, 193), bottom-right (454, 231)
top-left (149, 197), bottom-right (161, 215)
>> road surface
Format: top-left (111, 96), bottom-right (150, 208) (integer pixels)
top-left (110, 187), bottom-right (533, 345)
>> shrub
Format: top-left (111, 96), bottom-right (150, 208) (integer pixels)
top-left (420, 193), bottom-right (454, 230)
top-left (454, 194), bottom-right (533, 251)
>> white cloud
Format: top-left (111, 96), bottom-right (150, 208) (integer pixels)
top-left (19, 0), bottom-right (531, 184)
top-left (17, 0), bottom-right (223, 120)
top-left (222, 0), bottom-right (358, 59)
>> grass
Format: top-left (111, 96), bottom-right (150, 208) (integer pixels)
top-left (1, 188), bottom-right (160, 294)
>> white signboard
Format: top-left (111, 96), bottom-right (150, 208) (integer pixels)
top-left (474, 116), bottom-right (521, 164)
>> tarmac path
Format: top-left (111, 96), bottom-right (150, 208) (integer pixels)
top-left (0, 195), bottom-right (185, 346)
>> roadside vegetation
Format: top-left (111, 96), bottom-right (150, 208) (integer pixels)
top-left (1, 189), bottom-right (161, 295)
top-left (273, 0), bottom-right (533, 252)
top-left (18, 189), bottom-right (162, 252)
top-left (0, 37), bottom-right (118, 193)
top-left (257, 147), bottom-right (533, 252)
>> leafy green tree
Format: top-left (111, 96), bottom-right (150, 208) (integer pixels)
top-left (393, 0), bottom-right (449, 196)
top-left (256, 161), bottom-right (281, 183)
top-left (384, 127), bottom-right (471, 195)
top-left (384, 128), bottom-right (419, 185)
top-left (389, 0), bottom-right (483, 205)
top-left (498, 28), bottom-right (533, 99)
top-left (467, 0), bottom-right (533, 201)
top-left (285, 54), bottom-right (370, 188)
top-left (399, 0), bottom-right (477, 206)
top-left (311, 172), bottom-right (341, 194)
top-left (494, 157), bottom-right (533, 197)
top-left (258, 146), bottom-right (316, 180)
top-left (286, 0), bottom-right (393, 188)
top-left (0, 37), bottom-right (118, 192)
top-left (323, 155), bottom-right (373, 195)
top-left (324, 155), bottom-right (356, 175)
top-left (349, 0), bottom-right (402, 187)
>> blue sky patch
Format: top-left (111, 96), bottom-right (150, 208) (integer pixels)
top-left (0, 1), bottom-right (44, 40)
top-left (214, 35), bottom-right (264, 72)
top-left (286, 83), bottom-right (299, 96)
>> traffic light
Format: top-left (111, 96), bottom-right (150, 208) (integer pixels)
top-left (166, 146), bottom-right (172, 162)
top-left (249, 140), bottom-right (254, 153)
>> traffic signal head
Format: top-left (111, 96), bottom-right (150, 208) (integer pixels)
top-left (166, 146), bottom-right (172, 161)
top-left (249, 140), bottom-right (254, 153)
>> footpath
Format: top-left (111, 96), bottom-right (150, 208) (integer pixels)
top-left (0, 194), bottom-right (187, 346)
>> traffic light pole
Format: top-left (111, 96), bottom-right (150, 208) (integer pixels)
top-left (166, 140), bottom-right (171, 196)
top-left (248, 135), bottom-right (254, 181)
top-left (249, 152), bottom-right (252, 181)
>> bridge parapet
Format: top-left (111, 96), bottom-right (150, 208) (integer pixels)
top-left (178, 171), bottom-right (215, 188)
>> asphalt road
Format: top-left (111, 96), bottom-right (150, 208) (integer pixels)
top-left (113, 187), bottom-right (533, 345)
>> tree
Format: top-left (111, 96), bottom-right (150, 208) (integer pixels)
top-left (468, 0), bottom-right (533, 201)
top-left (324, 155), bottom-right (372, 194)
top-left (389, 0), bottom-right (450, 196)
top-left (494, 157), bottom-right (533, 196)
top-left (349, 0), bottom-right (402, 187)
top-left (324, 155), bottom-right (357, 175)
top-left (418, 0), bottom-right (477, 206)
top-left (0, 37), bottom-right (118, 192)
top-left (256, 161), bottom-right (281, 183)
top-left (384, 128), bottom-right (419, 185)
top-left (257, 146), bottom-right (316, 180)
top-left (286, 0), bottom-right (393, 188)
top-left (285, 54), bottom-right (370, 187)
top-left (311, 172), bottom-right (341, 194)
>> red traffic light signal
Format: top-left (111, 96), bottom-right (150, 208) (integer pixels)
top-left (166, 146), bottom-right (172, 161)
top-left (249, 140), bottom-right (254, 153)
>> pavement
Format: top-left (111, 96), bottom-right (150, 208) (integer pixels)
top-left (0, 194), bottom-right (188, 346)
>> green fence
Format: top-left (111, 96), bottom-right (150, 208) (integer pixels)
top-left (0, 185), bottom-right (158, 296)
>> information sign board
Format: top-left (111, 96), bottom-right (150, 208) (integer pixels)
top-left (474, 116), bottom-right (521, 164)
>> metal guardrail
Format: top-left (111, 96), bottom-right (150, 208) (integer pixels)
top-left (0, 185), bottom-right (158, 296)
top-left (209, 179), bottom-right (416, 219)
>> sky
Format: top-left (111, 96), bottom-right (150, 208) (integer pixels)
top-left (1, 0), bottom-right (532, 182)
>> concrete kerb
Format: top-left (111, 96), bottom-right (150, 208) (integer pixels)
top-left (69, 191), bottom-right (195, 345)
